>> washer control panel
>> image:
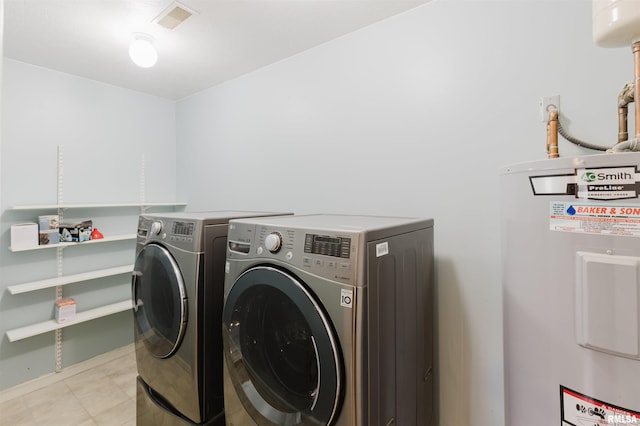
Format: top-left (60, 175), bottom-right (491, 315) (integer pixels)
top-left (137, 215), bottom-right (200, 251)
top-left (227, 222), bottom-right (359, 284)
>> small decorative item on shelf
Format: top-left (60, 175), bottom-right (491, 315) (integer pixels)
top-left (54, 298), bottom-right (76, 323)
top-left (91, 228), bottom-right (104, 240)
top-left (39, 229), bottom-right (59, 245)
top-left (38, 215), bottom-right (59, 230)
top-left (59, 220), bottom-right (93, 242)
top-left (38, 215), bottom-right (60, 245)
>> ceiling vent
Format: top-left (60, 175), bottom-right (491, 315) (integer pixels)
top-left (154, 2), bottom-right (197, 30)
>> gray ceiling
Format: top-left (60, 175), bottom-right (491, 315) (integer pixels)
top-left (4, 0), bottom-right (429, 100)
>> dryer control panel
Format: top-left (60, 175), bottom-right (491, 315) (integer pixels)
top-left (137, 215), bottom-right (202, 251)
top-left (227, 222), bottom-right (359, 285)
top-left (304, 234), bottom-right (351, 258)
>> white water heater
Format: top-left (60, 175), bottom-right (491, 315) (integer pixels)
top-left (501, 153), bottom-right (640, 425)
top-left (593, 0), bottom-right (640, 47)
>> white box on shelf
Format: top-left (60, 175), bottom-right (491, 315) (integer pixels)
top-left (54, 298), bottom-right (76, 323)
top-left (11, 223), bottom-right (39, 250)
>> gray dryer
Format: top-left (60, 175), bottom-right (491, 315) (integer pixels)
top-left (222, 214), bottom-right (435, 426)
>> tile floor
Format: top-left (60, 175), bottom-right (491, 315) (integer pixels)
top-left (0, 345), bottom-right (137, 426)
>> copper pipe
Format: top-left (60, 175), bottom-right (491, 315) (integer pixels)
top-left (546, 108), bottom-right (552, 154)
top-left (618, 105), bottom-right (629, 143)
top-left (547, 110), bottom-right (559, 158)
top-left (634, 41), bottom-right (640, 140)
top-left (618, 82), bottom-right (634, 143)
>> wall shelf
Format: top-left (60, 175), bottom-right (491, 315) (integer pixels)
top-left (5, 300), bottom-right (133, 342)
top-left (2, 146), bottom-right (186, 382)
top-left (8, 202), bottom-right (186, 211)
top-left (8, 234), bottom-right (136, 252)
top-left (7, 265), bottom-right (133, 295)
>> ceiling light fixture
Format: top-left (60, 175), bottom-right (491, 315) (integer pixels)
top-left (129, 33), bottom-right (158, 68)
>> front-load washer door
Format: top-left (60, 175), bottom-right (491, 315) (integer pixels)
top-left (223, 266), bottom-right (343, 425)
top-left (132, 243), bottom-right (187, 359)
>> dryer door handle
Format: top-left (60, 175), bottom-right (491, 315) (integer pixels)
top-left (310, 335), bottom-right (321, 411)
top-left (131, 271), bottom-right (140, 312)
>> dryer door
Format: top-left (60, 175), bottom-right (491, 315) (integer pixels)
top-left (223, 266), bottom-right (343, 425)
top-left (132, 243), bottom-right (187, 359)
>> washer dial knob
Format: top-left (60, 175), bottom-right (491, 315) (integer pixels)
top-left (150, 221), bottom-right (162, 235)
top-left (264, 232), bottom-right (283, 253)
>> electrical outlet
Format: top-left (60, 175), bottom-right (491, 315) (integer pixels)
top-left (540, 95), bottom-right (560, 122)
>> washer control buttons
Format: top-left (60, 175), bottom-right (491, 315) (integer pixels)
top-left (264, 232), bottom-right (283, 253)
top-left (150, 221), bottom-right (162, 235)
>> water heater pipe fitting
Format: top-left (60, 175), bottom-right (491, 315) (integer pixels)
top-left (618, 82), bottom-right (634, 143)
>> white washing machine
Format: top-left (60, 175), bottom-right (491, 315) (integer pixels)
top-left (221, 214), bottom-right (435, 426)
top-left (133, 211), bottom-right (290, 425)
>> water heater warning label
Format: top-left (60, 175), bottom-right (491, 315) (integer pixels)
top-left (561, 385), bottom-right (639, 425)
top-left (550, 202), bottom-right (640, 237)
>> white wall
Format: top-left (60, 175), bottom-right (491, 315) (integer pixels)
top-left (0, 59), bottom-right (177, 390)
top-left (0, 0), bottom-right (4, 238)
top-left (176, 1), bottom-right (632, 424)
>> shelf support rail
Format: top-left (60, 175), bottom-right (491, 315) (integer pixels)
top-left (55, 145), bottom-right (64, 373)
top-left (139, 154), bottom-right (146, 214)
